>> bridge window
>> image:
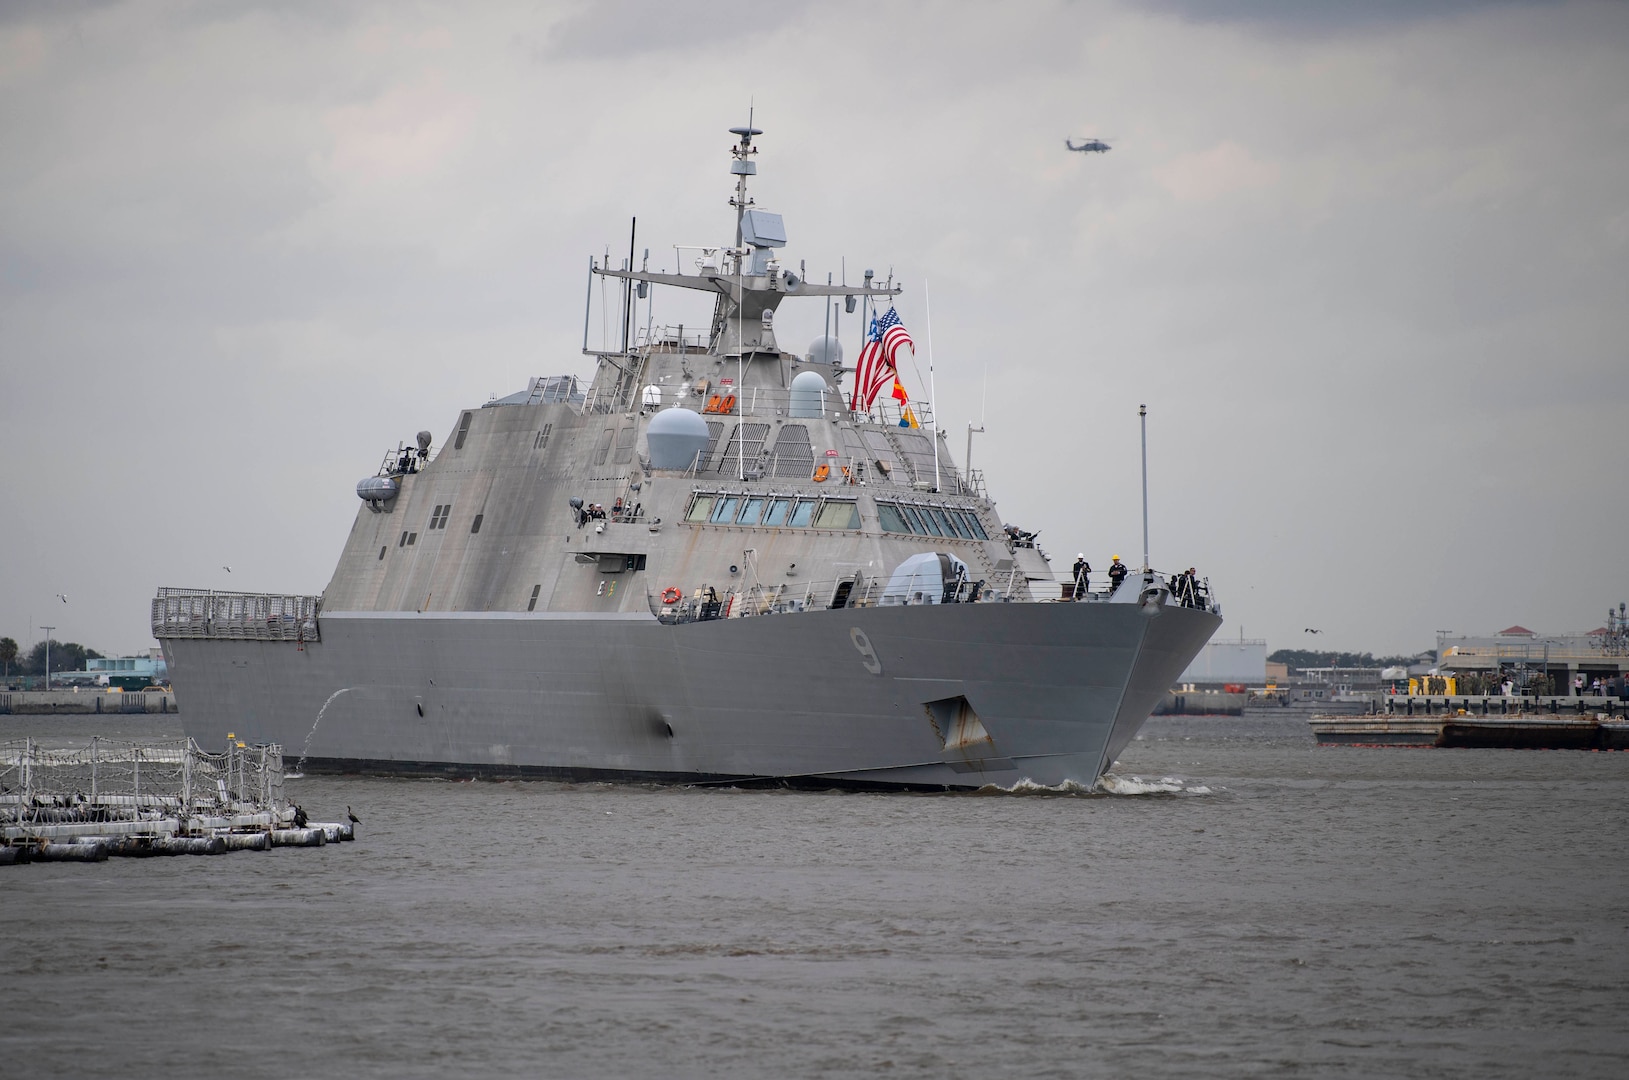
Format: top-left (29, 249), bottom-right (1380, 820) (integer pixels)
top-left (763, 497), bottom-right (792, 527)
top-left (877, 503), bottom-right (910, 534)
top-left (709, 496), bottom-right (740, 524)
top-left (685, 494), bottom-right (715, 523)
top-left (788, 499), bottom-right (816, 528)
top-left (738, 496), bottom-right (766, 525)
top-left (814, 500), bottom-right (860, 530)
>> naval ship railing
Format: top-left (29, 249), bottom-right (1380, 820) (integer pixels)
top-left (646, 567), bottom-right (1217, 625)
top-left (151, 588), bottom-right (322, 643)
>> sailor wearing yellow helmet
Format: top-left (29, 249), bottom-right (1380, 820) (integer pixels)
top-left (1108, 554), bottom-right (1128, 594)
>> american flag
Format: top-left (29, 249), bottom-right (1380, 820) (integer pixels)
top-left (849, 306), bottom-right (914, 411)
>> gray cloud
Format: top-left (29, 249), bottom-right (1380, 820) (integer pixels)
top-left (1137, 0), bottom-right (1558, 34)
top-left (1, 0), bottom-right (1625, 659)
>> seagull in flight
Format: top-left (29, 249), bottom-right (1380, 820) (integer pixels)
top-left (55, 593), bottom-right (68, 603)
top-left (222, 565), bottom-right (232, 573)
top-left (1304, 628), bottom-right (1322, 634)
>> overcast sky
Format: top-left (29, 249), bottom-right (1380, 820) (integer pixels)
top-left (2, 0), bottom-right (1626, 658)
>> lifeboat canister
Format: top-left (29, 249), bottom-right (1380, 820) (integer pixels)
top-left (356, 476), bottom-right (398, 502)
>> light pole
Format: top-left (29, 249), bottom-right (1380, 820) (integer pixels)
top-left (40, 626), bottom-right (55, 692)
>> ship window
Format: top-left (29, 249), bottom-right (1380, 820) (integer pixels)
top-left (686, 495), bottom-right (715, 523)
top-left (942, 509), bottom-right (973, 540)
top-left (407, 532), bottom-right (418, 546)
top-left (709, 496), bottom-right (739, 524)
top-left (961, 512), bottom-right (989, 540)
top-left (527, 584), bottom-right (541, 612)
top-left (454, 412), bottom-right (473, 450)
top-left (788, 499), bottom-right (816, 528)
top-left (534, 423), bottom-right (552, 450)
top-left (429, 504), bottom-right (451, 530)
top-left (909, 506), bottom-right (941, 536)
top-left (877, 502), bottom-right (910, 534)
top-left (613, 425), bottom-right (637, 465)
top-left (738, 496), bottom-right (765, 525)
top-left (763, 497), bottom-right (792, 527)
top-left (593, 429), bottom-right (615, 466)
top-left (814, 501), bottom-right (860, 530)
top-left (399, 531), bottom-right (409, 547)
top-left (378, 546), bottom-right (387, 560)
top-left (924, 508), bottom-right (954, 538)
top-left (470, 514), bottom-right (483, 534)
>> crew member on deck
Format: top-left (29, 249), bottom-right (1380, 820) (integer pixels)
top-left (1072, 555), bottom-right (1090, 598)
top-left (1108, 555), bottom-right (1128, 595)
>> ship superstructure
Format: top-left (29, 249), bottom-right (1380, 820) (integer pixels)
top-left (153, 126), bottom-right (1221, 790)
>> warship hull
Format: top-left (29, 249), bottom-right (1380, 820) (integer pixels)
top-left (165, 601), bottom-right (1219, 790)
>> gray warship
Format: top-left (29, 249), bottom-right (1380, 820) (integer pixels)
top-left (152, 125), bottom-right (1222, 790)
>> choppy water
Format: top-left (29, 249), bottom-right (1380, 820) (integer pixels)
top-left (4, 713), bottom-right (1627, 1078)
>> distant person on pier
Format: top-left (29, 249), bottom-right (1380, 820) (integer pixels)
top-left (1108, 556), bottom-right (1128, 595)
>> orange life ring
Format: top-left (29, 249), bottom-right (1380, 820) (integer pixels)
top-left (661, 587), bottom-right (682, 605)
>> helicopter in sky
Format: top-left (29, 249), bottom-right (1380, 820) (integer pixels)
top-left (1066, 137), bottom-right (1112, 153)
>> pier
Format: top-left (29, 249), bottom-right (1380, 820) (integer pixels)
top-left (0, 736), bottom-right (351, 866)
top-left (0, 689), bottom-right (176, 715)
top-left (1310, 696), bottom-right (1629, 749)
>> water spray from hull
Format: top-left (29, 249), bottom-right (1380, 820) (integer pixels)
top-left (291, 687), bottom-right (353, 776)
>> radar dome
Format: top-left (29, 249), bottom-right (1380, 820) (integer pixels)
top-left (645, 407), bottom-right (711, 470)
top-left (789, 370), bottom-right (830, 418)
top-left (806, 335), bottom-right (843, 366)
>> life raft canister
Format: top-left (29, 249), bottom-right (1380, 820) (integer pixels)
top-left (812, 464), bottom-right (830, 483)
top-left (661, 587), bottom-right (682, 605)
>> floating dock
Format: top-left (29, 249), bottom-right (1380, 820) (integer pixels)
top-left (0, 737), bottom-right (352, 867)
top-left (1310, 696), bottom-right (1629, 749)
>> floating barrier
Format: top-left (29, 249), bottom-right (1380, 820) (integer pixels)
top-left (36, 841), bottom-right (108, 862)
top-left (270, 828), bottom-right (326, 847)
top-left (1, 736), bottom-right (356, 868)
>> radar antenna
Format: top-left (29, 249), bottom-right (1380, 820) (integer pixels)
top-left (728, 109), bottom-right (762, 248)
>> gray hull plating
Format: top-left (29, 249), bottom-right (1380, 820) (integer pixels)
top-left (166, 603), bottom-right (1219, 790)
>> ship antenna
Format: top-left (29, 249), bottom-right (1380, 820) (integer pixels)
top-left (728, 109), bottom-right (761, 249)
top-left (726, 113), bottom-right (760, 482)
top-left (925, 280), bottom-right (941, 492)
top-left (1139, 403), bottom-right (1150, 574)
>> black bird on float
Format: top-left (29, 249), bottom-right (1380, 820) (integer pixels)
top-left (346, 805), bottom-right (360, 825)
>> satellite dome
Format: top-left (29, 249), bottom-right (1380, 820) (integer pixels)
top-left (806, 335), bottom-right (843, 366)
top-left (789, 370), bottom-right (829, 418)
top-left (645, 407), bottom-right (711, 470)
